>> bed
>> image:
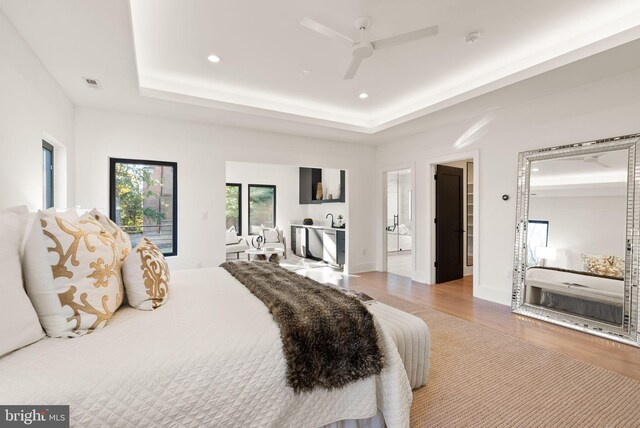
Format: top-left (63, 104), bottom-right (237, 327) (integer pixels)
top-left (0, 267), bottom-right (414, 427)
top-left (526, 267), bottom-right (624, 324)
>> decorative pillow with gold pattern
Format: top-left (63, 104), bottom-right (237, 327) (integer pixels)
top-left (88, 208), bottom-right (131, 263)
top-left (581, 254), bottom-right (624, 278)
top-left (122, 237), bottom-right (170, 310)
top-left (23, 209), bottom-right (123, 337)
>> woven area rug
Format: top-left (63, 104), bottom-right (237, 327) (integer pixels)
top-left (366, 292), bottom-right (640, 427)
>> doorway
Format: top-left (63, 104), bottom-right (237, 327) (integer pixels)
top-left (435, 160), bottom-right (474, 283)
top-left (386, 168), bottom-right (412, 277)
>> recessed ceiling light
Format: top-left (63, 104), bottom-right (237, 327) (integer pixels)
top-left (300, 70), bottom-right (311, 76)
top-left (207, 54), bottom-right (221, 63)
top-left (359, 92), bottom-right (369, 99)
top-left (532, 168), bottom-right (540, 172)
top-left (464, 31), bottom-right (481, 44)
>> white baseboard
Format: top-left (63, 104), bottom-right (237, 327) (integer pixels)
top-left (473, 285), bottom-right (511, 306)
top-left (348, 262), bottom-right (377, 274)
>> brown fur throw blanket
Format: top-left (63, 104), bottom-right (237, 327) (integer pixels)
top-left (220, 261), bottom-right (384, 393)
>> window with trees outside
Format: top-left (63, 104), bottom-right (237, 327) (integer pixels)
top-left (110, 158), bottom-right (178, 256)
top-left (226, 183), bottom-right (242, 235)
top-left (248, 184), bottom-right (276, 235)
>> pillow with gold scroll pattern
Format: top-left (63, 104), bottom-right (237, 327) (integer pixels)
top-left (87, 208), bottom-right (131, 263)
top-left (23, 210), bottom-right (123, 337)
top-left (581, 254), bottom-right (624, 278)
top-left (123, 237), bottom-right (170, 310)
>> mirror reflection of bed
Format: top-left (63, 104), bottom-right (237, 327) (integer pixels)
top-left (524, 149), bottom-right (628, 326)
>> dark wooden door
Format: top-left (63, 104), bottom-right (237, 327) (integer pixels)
top-left (435, 165), bottom-right (464, 283)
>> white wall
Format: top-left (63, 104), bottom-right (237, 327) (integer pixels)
top-left (529, 195), bottom-right (626, 259)
top-left (0, 9), bottom-right (74, 210)
top-left (306, 202), bottom-right (347, 228)
top-left (75, 107), bottom-right (376, 272)
top-left (375, 65), bottom-right (640, 305)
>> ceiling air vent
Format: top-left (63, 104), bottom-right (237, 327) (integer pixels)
top-left (83, 77), bottom-right (102, 89)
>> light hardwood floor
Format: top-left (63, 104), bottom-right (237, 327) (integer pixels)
top-left (339, 272), bottom-right (640, 382)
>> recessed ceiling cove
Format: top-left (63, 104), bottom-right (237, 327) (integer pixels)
top-left (130, 0), bottom-right (640, 133)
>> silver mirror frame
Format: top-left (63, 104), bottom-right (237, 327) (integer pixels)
top-left (512, 133), bottom-right (640, 346)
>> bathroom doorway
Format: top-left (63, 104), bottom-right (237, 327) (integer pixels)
top-left (386, 168), bottom-right (413, 277)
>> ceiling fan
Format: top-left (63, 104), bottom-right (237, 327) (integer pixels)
top-left (555, 154), bottom-right (611, 168)
top-left (300, 16), bottom-right (439, 80)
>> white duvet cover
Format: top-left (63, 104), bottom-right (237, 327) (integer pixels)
top-left (0, 267), bottom-right (411, 427)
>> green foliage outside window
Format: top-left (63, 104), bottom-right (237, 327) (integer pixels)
top-left (226, 184), bottom-right (240, 231)
top-left (115, 163), bottom-right (165, 234)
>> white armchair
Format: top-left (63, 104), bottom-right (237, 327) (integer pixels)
top-left (250, 227), bottom-right (287, 259)
top-left (226, 237), bottom-right (249, 259)
top-left (225, 226), bottom-right (249, 259)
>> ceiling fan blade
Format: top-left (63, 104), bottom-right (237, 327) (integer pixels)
top-left (343, 56), bottom-right (364, 80)
top-left (372, 25), bottom-right (438, 50)
top-left (596, 161), bottom-right (611, 168)
top-left (300, 17), bottom-right (355, 45)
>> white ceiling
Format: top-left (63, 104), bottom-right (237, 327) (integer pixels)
top-left (2, 0), bottom-right (640, 143)
top-left (530, 149), bottom-right (630, 197)
top-left (130, 0), bottom-right (640, 132)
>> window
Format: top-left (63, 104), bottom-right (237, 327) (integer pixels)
top-left (42, 141), bottom-right (54, 209)
top-left (527, 220), bottom-right (549, 266)
top-left (226, 183), bottom-right (242, 235)
top-left (248, 184), bottom-right (276, 235)
top-left (110, 158), bottom-right (178, 256)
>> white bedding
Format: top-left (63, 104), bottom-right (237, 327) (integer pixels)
top-left (0, 267), bottom-right (411, 427)
top-left (526, 268), bottom-right (624, 305)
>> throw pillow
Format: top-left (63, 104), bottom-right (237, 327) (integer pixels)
top-left (262, 227), bottom-right (281, 243)
top-left (88, 208), bottom-right (131, 262)
top-left (226, 226), bottom-right (239, 245)
top-left (23, 209), bottom-right (123, 337)
top-left (87, 209), bottom-right (131, 306)
top-left (582, 254), bottom-right (624, 278)
top-left (0, 206), bottom-right (44, 356)
top-left (122, 238), bottom-right (170, 310)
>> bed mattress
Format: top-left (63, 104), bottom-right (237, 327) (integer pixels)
top-left (368, 302), bottom-right (430, 389)
top-left (0, 268), bottom-right (412, 428)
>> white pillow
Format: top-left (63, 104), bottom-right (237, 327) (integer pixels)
top-left (23, 209), bottom-right (123, 337)
top-left (0, 206), bottom-right (44, 357)
top-left (262, 227), bottom-right (281, 243)
top-left (123, 238), bottom-right (170, 310)
top-left (226, 226), bottom-right (239, 245)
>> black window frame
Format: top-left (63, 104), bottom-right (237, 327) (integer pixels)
top-left (226, 182), bottom-right (242, 236)
top-left (42, 140), bottom-right (54, 209)
top-left (109, 157), bottom-right (178, 256)
top-left (248, 184), bottom-right (276, 235)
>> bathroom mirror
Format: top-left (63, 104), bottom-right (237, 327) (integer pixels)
top-left (512, 133), bottom-right (640, 346)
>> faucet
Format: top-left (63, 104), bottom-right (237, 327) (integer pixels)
top-left (326, 213), bottom-right (335, 228)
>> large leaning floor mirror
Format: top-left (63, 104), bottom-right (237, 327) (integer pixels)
top-left (512, 133), bottom-right (640, 346)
